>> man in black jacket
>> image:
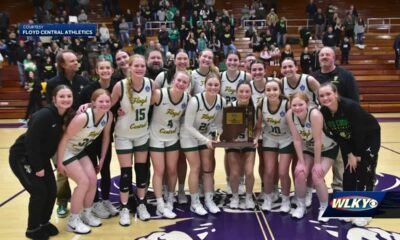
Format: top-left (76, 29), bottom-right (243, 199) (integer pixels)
top-left (46, 50), bottom-right (89, 217)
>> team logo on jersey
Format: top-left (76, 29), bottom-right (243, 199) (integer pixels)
top-left (145, 85), bottom-right (151, 92)
top-left (224, 86), bottom-right (236, 95)
top-left (132, 96), bottom-right (148, 106)
top-left (181, 103), bottom-right (187, 109)
top-left (305, 123), bottom-right (311, 128)
top-left (201, 113), bottom-right (216, 121)
top-left (166, 109), bottom-right (181, 118)
top-left (216, 104), bottom-right (221, 110)
top-left (280, 111), bottom-right (286, 117)
top-left (101, 119), bottom-right (106, 127)
top-left (300, 84), bottom-right (306, 91)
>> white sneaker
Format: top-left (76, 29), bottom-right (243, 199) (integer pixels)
top-left (156, 206), bottom-right (177, 219)
top-left (339, 217), bottom-right (352, 222)
top-left (229, 196), bottom-right (239, 209)
top-left (257, 192), bottom-right (266, 202)
top-left (190, 203), bottom-right (208, 216)
top-left (291, 196), bottom-right (298, 205)
top-left (165, 200), bottom-right (174, 211)
top-left (81, 211), bottom-right (102, 227)
top-left (352, 217), bottom-right (371, 227)
top-left (205, 200), bottom-right (221, 214)
top-left (318, 205), bottom-right (329, 222)
top-left (261, 196), bottom-right (272, 211)
top-left (177, 191), bottom-right (188, 204)
top-left (137, 204), bottom-right (150, 221)
top-left (103, 200), bottom-right (119, 216)
top-left (305, 189), bottom-right (313, 207)
top-left (291, 205), bottom-right (307, 219)
top-left (280, 198), bottom-right (291, 213)
top-left (119, 208), bottom-right (131, 226)
top-left (67, 216), bottom-right (91, 234)
top-left (92, 202), bottom-right (111, 219)
top-left (245, 195), bottom-right (255, 209)
top-left (272, 188), bottom-right (279, 202)
top-left (226, 182), bottom-right (232, 195)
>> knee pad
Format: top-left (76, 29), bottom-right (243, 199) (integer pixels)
top-left (134, 163), bottom-right (147, 189)
top-left (119, 167), bottom-right (132, 193)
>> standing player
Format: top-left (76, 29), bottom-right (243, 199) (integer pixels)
top-left (150, 71), bottom-right (191, 218)
top-left (111, 54), bottom-right (156, 226)
top-left (192, 49), bottom-right (218, 94)
top-left (286, 92), bottom-right (338, 222)
top-left (181, 72), bottom-right (225, 215)
top-left (255, 80), bottom-right (293, 212)
top-left (57, 89), bottom-right (113, 234)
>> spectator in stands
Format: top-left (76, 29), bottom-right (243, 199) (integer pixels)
top-left (185, 31), bottom-right (197, 66)
top-left (340, 37), bottom-right (351, 64)
top-left (280, 44), bottom-right (294, 64)
top-left (46, 50), bottom-right (89, 218)
top-left (208, 35), bottom-right (221, 57)
top-left (344, 12), bottom-right (356, 45)
top-left (133, 11), bottom-right (146, 31)
top-left (310, 45), bottom-right (320, 72)
top-left (260, 45), bottom-right (272, 65)
top-left (299, 26), bottom-right (311, 47)
top-left (275, 17), bottom-right (287, 47)
top-left (314, 8), bottom-right (325, 40)
top-left (102, 0), bottom-right (111, 16)
top-left (134, 39), bottom-right (146, 56)
top-left (41, 56), bottom-right (56, 81)
top-left (197, 31), bottom-right (208, 53)
top-left (349, 4), bottom-right (358, 18)
top-left (354, 16), bottom-right (366, 48)
top-left (23, 53), bottom-right (37, 87)
top-left (168, 22), bottom-right (180, 53)
top-left (0, 11), bottom-right (10, 39)
top-left (157, 7), bottom-right (167, 22)
top-left (251, 31), bottom-right (263, 53)
top-left (107, 33), bottom-right (123, 57)
top-left (393, 34), bottom-right (400, 69)
top-left (306, 0), bottom-right (317, 20)
top-left (125, 9), bottom-right (134, 31)
top-left (266, 8), bottom-right (279, 33)
top-left (179, 16), bottom-right (190, 48)
top-left (16, 40), bottom-right (28, 86)
top-left (112, 14), bottom-right (121, 37)
top-left (245, 21), bottom-right (257, 38)
top-left (322, 26), bottom-right (336, 50)
top-left (241, 4), bottom-right (250, 27)
top-left (158, 24), bottom-right (170, 55)
top-left (24, 71), bottom-right (43, 120)
top-left (334, 17), bottom-right (343, 47)
top-left (300, 46), bottom-right (312, 74)
top-left (78, 9), bottom-right (88, 23)
top-left (99, 23), bottom-right (110, 44)
top-left (221, 25), bottom-right (236, 57)
top-left (119, 17), bottom-right (130, 46)
top-left (133, 27), bottom-right (146, 48)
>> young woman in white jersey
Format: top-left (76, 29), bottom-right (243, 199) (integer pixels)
top-left (154, 50), bottom-right (191, 204)
top-left (281, 58), bottom-right (320, 105)
top-left (149, 71), bottom-right (191, 219)
top-left (226, 82), bottom-right (259, 209)
top-left (255, 80), bottom-right (294, 212)
top-left (181, 72), bottom-right (225, 216)
top-left (220, 51), bottom-right (252, 195)
top-left (281, 57), bottom-right (320, 207)
top-left (110, 54), bottom-right (157, 225)
top-left (250, 60), bottom-right (280, 201)
top-left (57, 89), bottom-right (113, 234)
top-left (192, 49), bottom-right (218, 94)
top-left (286, 92), bottom-right (338, 222)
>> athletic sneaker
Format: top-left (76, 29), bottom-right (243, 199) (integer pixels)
top-left (119, 208), bottom-right (131, 226)
top-left (165, 200), bottom-right (173, 211)
top-left (156, 206), bottom-right (177, 219)
top-left (92, 202), bottom-right (111, 219)
top-left (291, 200), bottom-right (307, 219)
top-left (103, 200), bottom-right (119, 216)
top-left (177, 190), bottom-right (188, 204)
top-left (257, 192), bottom-right (266, 202)
top-left (261, 196), bottom-right (272, 211)
top-left (305, 189), bottom-right (313, 207)
top-left (81, 211), bottom-right (102, 227)
top-left (41, 222), bottom-right (59, 236)
top-left (279, 198), bottom-right (291, 213)
top-left (318, 205), bottom-right (329, 222)
top-left (205, 200), bottom-right (221, 214)
top-left (67, 216), bottom-right (91, 234)
top-left (352, 217), bottom-right (371, 227)
top-left (190, 202), bottom-right (208, 216)
top-left (137, 204), bottom-right (151, 221)
top-left (57, 204), bottom-right (68, 218)
top-left (272, 188), bottom-right (280, 202)
top-left (229, 195), bottom-right (240, 209)
top-left (245, 195), bottom-right (255, 209)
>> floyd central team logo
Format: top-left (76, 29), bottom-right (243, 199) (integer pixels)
top-left (330, 196), bottom-right (379, 211)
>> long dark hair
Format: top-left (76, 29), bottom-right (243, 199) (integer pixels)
top-left (51, 84), bottom-right (75, 130)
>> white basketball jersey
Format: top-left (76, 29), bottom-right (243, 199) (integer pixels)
top-left (292, 107), bottom-right (336, 152)
top-left (260, 97), bottom-right (291, 140)
top-left (150, 88), bottom-right (189, 141)
top-left (114, 77), bottom-right (152, 138)
top-left (66, 108), bottom-right (108, 152)
top-left (220, 70), bottom-right (247, 104)
top-left (282, 74), bottom-right (317, 106)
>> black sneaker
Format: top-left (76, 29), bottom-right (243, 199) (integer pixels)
top-left (25, 227), bottom-right (49, 240)
top-left (41, 222), bottom-right (59, 236)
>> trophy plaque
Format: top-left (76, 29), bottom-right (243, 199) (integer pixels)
top-left (213, 106), bottom-right (255, 148)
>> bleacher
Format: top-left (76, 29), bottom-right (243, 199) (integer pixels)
top-left (0, 0), bottom-right (399, 118)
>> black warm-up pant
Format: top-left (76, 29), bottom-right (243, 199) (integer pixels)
top-left (342, 130), bottom-right (380, 191)
top-left (9, 155), bottom-right (56, 230)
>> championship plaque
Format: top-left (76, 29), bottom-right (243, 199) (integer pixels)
top-left (213, 106), bottom-right (255, 148)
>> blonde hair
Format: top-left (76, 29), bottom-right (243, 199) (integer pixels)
top-left (289, 92), bottom-right (309, 105)
top-left (91, 88), bottom-right (111, 102)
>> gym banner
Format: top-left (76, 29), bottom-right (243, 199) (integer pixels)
top-left (323, 191), bottom-right (400, 218)
top-left (19, 23), bottom-right (96, 37)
